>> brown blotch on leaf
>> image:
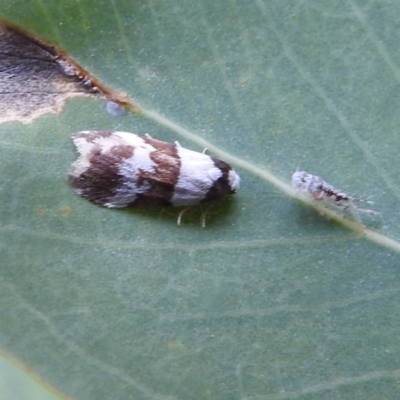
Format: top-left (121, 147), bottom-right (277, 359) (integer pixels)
top-left (35, 207), bottom-right (46, 216)
top-left (0, 19), bottom-right (137, 124)
top-left (60, 206), bottom-right (72, 217)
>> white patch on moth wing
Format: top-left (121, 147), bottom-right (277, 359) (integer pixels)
top-left (70, 134), bottom-right (114, 177)
top-left (119, 144), bottom-right (158, 177)
top-left (70, 131), bottom-right (158, 177)
top-left (70, 133), bottom-right (118, 172)
top-left (73, 131), bottom-right (156, 157)
top-left (71, 133), bottom-right (95, 155)
top-left (105, 140), bottom-right (159, 207)
top-left (228, 170), bottom-right (240, 191)
top-left (208, 167), bottom-right (223, 181)
top-left (95, 132), bottom-right (155, 155)
top-left (70, 135), bottom-right (95, 176)
top-left (171, 146), bottom-right (218, 206)
top-left (70, 156), bottom-right (91, 177)
top-left (105, 180), bottom-right (152, 208)
top-left (111, 131), bottom-right (155, 149)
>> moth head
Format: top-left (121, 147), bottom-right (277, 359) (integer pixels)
top-left (228, 169), bottom-right (240, 193)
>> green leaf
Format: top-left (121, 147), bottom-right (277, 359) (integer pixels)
top-left (1, 1), bottom-right (400, 399)
top-left (0, 351), bottom-right (64, 400)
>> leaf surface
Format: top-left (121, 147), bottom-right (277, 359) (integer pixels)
top-left (1, 1), bottom-right (400, 399)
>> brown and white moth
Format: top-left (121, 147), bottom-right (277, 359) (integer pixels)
top-left (69, 131), bottom-right (240, 224)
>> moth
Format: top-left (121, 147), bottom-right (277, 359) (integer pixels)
top-left (69, 131), bottom-right (240, 225)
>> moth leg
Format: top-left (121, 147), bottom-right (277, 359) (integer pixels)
top-left (202, 148), bottom-right (208, 154)
top-left (338, 201), bottom-right (363, 223)
top-left (175, 141), bottom-right (182, 147)
top-left (200, 200), bottom-right (220, 227)
top-left (307, 197), bottom-right (327, 216)
top-left (347, 206), bottom-right (380, 216)
top-left (144, 133), bottom-right (153, 139)
top-left (177, 206), bottom-right (191, 226)
top-left (200, 212), bottom-right (207, 228)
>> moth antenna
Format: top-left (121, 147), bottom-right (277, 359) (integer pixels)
top-left (175, 141), bottom-right (182, 147)
top-left (144, 133), bottom-right (153, 139)
top-left (354, 194), bottom-right (373, 205)
top-left (201, 201), bottom-right (219, 227)
top-left (364, 195), bottom-right (374, 204)
top-left (354, 208), bottom-right (380, 215)
top-left (202, 148), bottom-right (208, 154)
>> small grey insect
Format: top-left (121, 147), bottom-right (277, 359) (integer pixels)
top-left (291, 170), bottom-right (379, 216)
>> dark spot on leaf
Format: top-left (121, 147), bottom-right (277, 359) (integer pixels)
top-left (60, 206), bottom-right (72, 217)
top-left (0, 19), bottom-right (136, 124)
top-left (35, 207), bottom-right (46, 216)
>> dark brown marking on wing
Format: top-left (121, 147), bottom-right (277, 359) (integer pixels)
top-left (129, 136), bottom-right (181, 206)
top-left (203, 158), bottom-right (236, 203)
top-left (322, 187), bottom-right (349, 202)
top-left (69, 142), bottom-right (134, 206)
top-left (72, 131), bottom-right (114, 144)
